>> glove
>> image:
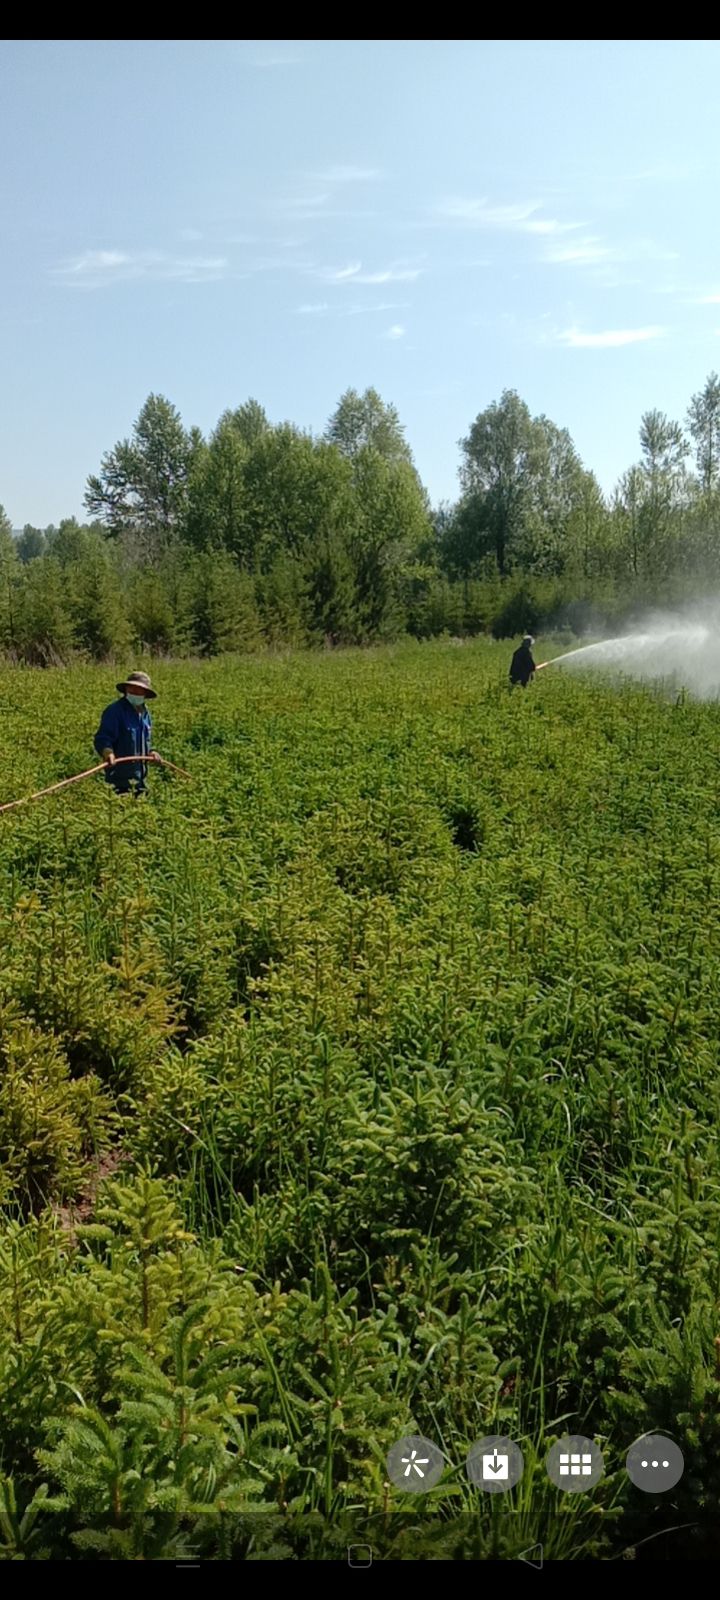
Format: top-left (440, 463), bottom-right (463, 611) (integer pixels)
top-left (102, 748), bottom-right (116, 766)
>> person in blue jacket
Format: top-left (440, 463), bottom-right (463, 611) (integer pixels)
top-left (94, 670), bottom-right (157, 795)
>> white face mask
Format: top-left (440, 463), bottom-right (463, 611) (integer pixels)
top-left (126, 694), bottom-right (146, 708)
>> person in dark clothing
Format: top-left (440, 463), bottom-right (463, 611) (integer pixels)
top-left (94, 670), bottom-right (158, 795)
top-left (509, 634), bottom-right (537, 687)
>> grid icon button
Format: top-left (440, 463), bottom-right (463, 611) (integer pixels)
top-left (547, 1436), bottom-right (604, 1491)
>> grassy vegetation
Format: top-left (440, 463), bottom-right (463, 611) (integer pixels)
top-left (0, 639), bottom-right (719, 1560)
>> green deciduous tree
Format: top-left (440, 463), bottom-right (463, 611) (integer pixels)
top-left (460, 390), bottom-right (538, 575)
top-left (564, 470), bottom-right (610, 580)
top-left (85, 395), bottom-right (197, 561)
top-left (186, 415), bottom-right (248, 559)
top-left (228, 397), bottom-right (269, 446)
top-left (639, 409), bottom-right (689, 570)
top-left (612, 465), bottom-right (646, 578)
top-left (458, 391), bottom-right (589, 577)
top-left (436, 494), bottom-right (496, 580)
top-left (610, 412), bottom-right (689, 579)
top-left (241, 427), bottom-right (355, 568)
top-left (327, 387), bottom-right (412, 464)
top-left (45, 516), bottom-right (92, 565)
top-left (350, 449), bottom-right (430, 636)
top-left (687, 372), bottom-right (720, 496)
top-left (16, 525), bottom-right (46, 563)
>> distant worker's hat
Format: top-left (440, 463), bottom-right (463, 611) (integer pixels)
top-left (116, 670), bottom-right (157, 700)
top-left (523, 634), bottom-right (535, 645)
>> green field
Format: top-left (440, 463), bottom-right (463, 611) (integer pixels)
top-left (0, 639), bottom-right (719, 1560)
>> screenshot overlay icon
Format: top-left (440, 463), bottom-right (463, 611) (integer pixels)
top-left (466, 1436), bottom-right (525, 1493)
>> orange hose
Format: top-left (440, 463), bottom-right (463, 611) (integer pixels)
top-left (0, 753), bottom-right (191, 817)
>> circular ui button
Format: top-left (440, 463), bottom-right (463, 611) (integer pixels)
top-left (386, 1435), bottom-right (445, 1493)
top-left (466, 1435), bottom-right (525, 1493)
top-left (625, 1434), bottom-right (684, 1493)
top-left (546, 1434), bottom-right (605, 1491)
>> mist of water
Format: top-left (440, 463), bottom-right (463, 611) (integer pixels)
top-left (541, 605), bottom-right (720, 700)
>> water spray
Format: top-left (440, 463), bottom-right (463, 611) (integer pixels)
top-left (533, 614), bottom-right (720, 697)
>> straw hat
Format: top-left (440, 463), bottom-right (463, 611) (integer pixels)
top-left (116, 670), bottom-right (158, 700)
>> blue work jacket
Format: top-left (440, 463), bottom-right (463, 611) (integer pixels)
top-left (94, 697), bottom-right (153, 790)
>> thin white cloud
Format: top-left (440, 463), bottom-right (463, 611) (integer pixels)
top-left (438, 197), bottom-right (539, 227)
top-left (555, 325), bottom-right (665, 349)
top-left (524, 218), bottom-right (583, 236)
top-left (52, 249), bottom-right (228, 287)
top-left (317, 260), bottom-right (422, 285)
top-left (356, 266), bottom-right (421, 284)
top-left (437, 198), bottom-right (674, 284)
top-left (67, 249), bottom-right (127, 270)
top-left (626, 240), bottom-right (679, 264)
top-left (384, 324), bottom-right (406, 341)
top-left (269, 192), bottom-right (331, 223)
top-left (321, 261), bottom-right (363, 282)
top-left (271, 189), bottom-right (381, 223)
top-left (546, 236), bottom-right (678, 270)
top-left (283, 192), bottom-right (330, 211)
top-left (311, 164), bottom-right (383, 183)
top-left (248, 252), bottom-right (314, 274)
top-left (615, 161), bottom-right (697, 183)
top-left (294, 299), bottom-right (409, 318)
top-left (697, 292), bottom-right (720, 305)
top-left (436, 197), bottom-right (582, 236)
top-left (280, 194), bottom-right (332, 220)
top-left (347, 300), bottom-right (409, 315)
top-left (545, 235), bottom-right (612, 265)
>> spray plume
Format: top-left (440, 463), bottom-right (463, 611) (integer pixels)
top-left (537, 605), bottom-right (720, 700)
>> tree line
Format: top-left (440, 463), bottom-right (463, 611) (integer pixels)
top-left (3, 374), bottom-right (720, 662)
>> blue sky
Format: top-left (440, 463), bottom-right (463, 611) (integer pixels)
top-left (2, 38), bottom-right (720, 525)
